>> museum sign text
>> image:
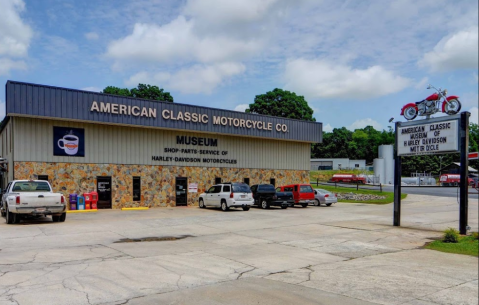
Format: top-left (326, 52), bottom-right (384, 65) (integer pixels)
top-left (397, 120), bottom-right (459, 156)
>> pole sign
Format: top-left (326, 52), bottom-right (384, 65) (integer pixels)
top-left (397, 119), bottom-right (459, 156)
top-left (469, 152), bottom-right (478, 160)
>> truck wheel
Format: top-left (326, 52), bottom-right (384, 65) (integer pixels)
top-left (301, 203), bottom-right (308, 208)
top-left (326, 203), bottom-right (333, 206)
top-left (199, 199), bottom-right (205, 208)
top-left (6, 207), bottom-right (16, 224)
top-left (221, 201), bottom-right (229, 211)
top-left (261, 200), bottom-right (269, 209)
top-left (281, 205), bottom-right (288, 209)
top-left (242, 206), bottom-right (250, 211)
top-left (314, 199), bottom-right (320, 206)
top-left (59, 213), bottom-right (66, 222)
top-left (52, 215), bottom-right (60, 222)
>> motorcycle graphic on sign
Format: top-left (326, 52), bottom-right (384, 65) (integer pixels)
top-left (400, 84), bottom-right (462, 121)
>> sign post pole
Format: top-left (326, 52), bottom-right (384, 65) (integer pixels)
top-left (394, 121), bottom-right (402, 226)
top-left (459, 112), bottom-right (470, 234)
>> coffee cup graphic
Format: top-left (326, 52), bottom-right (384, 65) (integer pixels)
top-left (58, 135), bottom-right (79, 155)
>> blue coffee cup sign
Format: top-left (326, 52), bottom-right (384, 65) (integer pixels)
top-left (53, 127), bottom-right (85, 157)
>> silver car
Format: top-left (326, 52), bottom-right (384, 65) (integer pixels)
top-left (313, 188), bottom-right (337, 206)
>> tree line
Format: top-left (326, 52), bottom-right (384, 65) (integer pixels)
top-left (103, 84), bottom-right (478, 175)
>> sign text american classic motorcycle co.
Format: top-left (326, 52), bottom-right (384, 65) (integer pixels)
top-left (89, 101), bottom-right (290, 133)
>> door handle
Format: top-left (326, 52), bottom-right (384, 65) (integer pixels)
top-left (38, 195), bottom-right (44, 198)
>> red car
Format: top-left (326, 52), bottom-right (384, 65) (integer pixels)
top-left (330, 174), bottom-right (366, 184)
top-left (276, 184), bottom-right (314, 207)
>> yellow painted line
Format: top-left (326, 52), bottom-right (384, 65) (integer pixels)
top-left (67, 209), bottom-right (98, 213)
top-left (121, 207), bottom-right (149, 211)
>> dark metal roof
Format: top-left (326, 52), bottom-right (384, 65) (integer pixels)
top-left (5, 80), bottom-right (322, 143)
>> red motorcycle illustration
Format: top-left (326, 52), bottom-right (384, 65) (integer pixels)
top-left (400, 84), bottom-right (461, 120)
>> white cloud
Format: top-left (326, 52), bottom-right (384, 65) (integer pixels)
top-left (420, 26), bottom-right (479, 72)
top-left (283, 59), bottom-right (411, 99)
top-left (0, 0), bottom-right (32, 57)
top-left (106, 18), bottom-right (262, 65)
top-left (323, 123), bottom-right (333, 133)
top-left (0, 0), bottom-right (32, 75)
top-left (234, 104), bottom-right (249, 112)
top-left (0, 58), bottom-right (27, 76)
top-left (85, 32), bottom-right (99, 40)
top-left (348, 118), bottom-right (382, 131)
top-left (125, 62), bottom-right (245, 94)
top-left (81, 86), bottom-right (102, 92)
top-left (469, 107), bottom-right (478, 125)
top-left (415, 77), bottom-right (429, 89)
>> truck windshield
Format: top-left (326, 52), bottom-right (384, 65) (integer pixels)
top-left (258, 184), bottom-right (275, 191)
top-left (232, 184), bottom-right (251, 193)
top-left (12, 182), bottom-right (51, 192)
top-left (299, 185), bottom-right (313, 193)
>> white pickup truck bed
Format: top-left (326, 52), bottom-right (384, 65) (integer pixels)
top-left (1, 180), bottom-right (66, 224)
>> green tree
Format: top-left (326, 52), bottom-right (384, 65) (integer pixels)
top-left (246, 88), bottom-right (315, 121)
top-left (469, 123), bottom-right (478, 170)
top-left (102, 84), bottom-right (174, 102)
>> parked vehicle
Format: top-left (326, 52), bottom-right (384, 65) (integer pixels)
top-left (1, 180), bottom-right (66, 224)
top-left (313, 188), bottom-right (337, 206)
top-left (198, 182), bottom-right (253, 211)
top-left (250, 184), bottom-right (293, 209)
top-left (439, 174), bottom-right (474, 186)
top-left (330, 174), bottom-right (366, 184)
top-left (276, 184), bottom-right (314, 207)
top-left (401, 84), bottom-right (461, 121)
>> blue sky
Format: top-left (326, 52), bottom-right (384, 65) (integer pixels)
top-left (1, 0), bottom-right (478, 131)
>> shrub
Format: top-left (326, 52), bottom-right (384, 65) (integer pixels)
top-left (472, 232), bottom-right (479, 240)
top-left (443, 228), bottom-right (459, 243)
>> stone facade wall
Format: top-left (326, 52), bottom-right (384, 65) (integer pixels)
top-left (14, 162), bottom-right (309, 209)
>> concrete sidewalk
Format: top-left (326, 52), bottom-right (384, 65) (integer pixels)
top-left (0, 194), bottom-right (477, 305)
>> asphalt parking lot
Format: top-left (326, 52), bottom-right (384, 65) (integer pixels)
top-left (0, 194), bottom-right (477, 305)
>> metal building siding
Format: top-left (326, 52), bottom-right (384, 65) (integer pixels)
top-left (13, 118), bottom-right (310, 170)
top-left (6, 81), bottom-right (322, 143)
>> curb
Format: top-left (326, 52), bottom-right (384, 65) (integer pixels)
top-left (67, 209), bottom-right (98, 213)
top-left (121, 207), bottom-right (149, 211)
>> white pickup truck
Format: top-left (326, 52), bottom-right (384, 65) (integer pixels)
top-left (1, 180), bottom-right (66, 224)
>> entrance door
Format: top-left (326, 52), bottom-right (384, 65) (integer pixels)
top-left (96, 176), bottom-right (112, 209)
top-left (175, 177), bottom-right (188, 206)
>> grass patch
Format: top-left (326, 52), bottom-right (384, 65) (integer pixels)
top-left (312, 184), bottom-right (407, 204)
top-left (425, 235), bottom-right (479, 257)
top-left (310, 169), bottom-right (374, 182)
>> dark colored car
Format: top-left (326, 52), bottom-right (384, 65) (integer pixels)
top-left (251, 184), bottom-right (293, 209)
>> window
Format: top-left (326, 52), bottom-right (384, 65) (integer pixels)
top-left (207, 186), bottom-right (216, 193)
top-left (243, 178), bottom-right (250, 185)
top-left (215, 177), bottom-right (222, 184)
top-left (133, 177), bottom-right (141, 201)
top-left (223, 185), bottom-right (231, 192)
top-left (300, 185), bottom-right (313, 193)
top-left (12, 181), bottom-right (51, 192)
top-left (259, 184), bottom-right (275, 191)
top-left (232, 184), bottom-right (251, 193)
top-left (294, 185), bottom-right (298, 192)
top-left (250, 185), bottom-right (257, 192)
top-left (284, 187), bottom-right (293, 192)
top-left (213, 185), bottom-right (222, 193)
top-left (276, 187), bottom-right (281, 192)
top-left (355, 164), bottom-right (360, 168)
top-left (38, 175), bottom-right (49, 181)
top-left (270, 178), bottom-right (276, 187)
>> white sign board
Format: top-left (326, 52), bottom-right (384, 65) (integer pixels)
top-left (188, 183), bottom-right (198, 193)
top-left (398, 119), bottom-right (459, 156)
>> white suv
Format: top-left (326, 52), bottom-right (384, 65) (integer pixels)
top-left (199, 183), bottom-right (253, 211)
